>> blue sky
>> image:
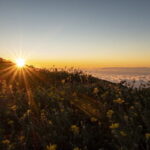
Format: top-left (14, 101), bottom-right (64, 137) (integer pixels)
top-left (0, 0), bottom-right (150, 67)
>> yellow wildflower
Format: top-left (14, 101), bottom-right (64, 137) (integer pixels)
top-left (109, 123), bottom-right (119, 129)
top-left (41, 111), bottom-right (47, 121)
top-left (61, 79), bottom-right (65, 84)
top-left (120, 131), bottom-right (127, 136)
top-left (106, 110), bottom-right (114, 118)
top-left (27, 109), bottom-right (31, 115)
top-left (60, 108), bottom-right (64, 112)
top-left (48, 120), bottom-right (53, 125)
top-left (93, 88), bottom-right (99, 94)
top-left (60, 91), bottom-right (65, 96)
top-left (11, 105), bottom-right (17, 111)
top-left (2, 139), bottom-right (10, 144)
top-left (46, 144), bottom-right (57, 150)
top-left (70, 125), bottom-right (80, 134)
top-left (90, 117), bottom-right (98, 122)
top-left (145, 133), bottom-right (150, 140)
top-left (60, 98), bottom-right (64, 101)
top-left (113, 98), bottom-right (125, 104)
top-left (19, 136), bottom-right (25, 142)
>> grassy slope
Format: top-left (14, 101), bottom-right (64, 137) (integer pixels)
top-left (0, 58), bottom-right (150, 150)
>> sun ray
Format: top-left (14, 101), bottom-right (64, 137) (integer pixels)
top-left (0, 65), bottom-right (15, 73)
top-left (9, 69), bottom-right (19, 84)
top-left (26, 66), bottom-right (46, 82)
top-left (0, 67), bottom-right (16, 80)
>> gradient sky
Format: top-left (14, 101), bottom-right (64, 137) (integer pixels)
top-left (0, 0), bottom-right (150, 68)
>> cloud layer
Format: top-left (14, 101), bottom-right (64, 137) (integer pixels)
top-left (87, 68), bottom-right (150, 87)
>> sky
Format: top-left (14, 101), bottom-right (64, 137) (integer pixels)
top-left (0, 0), bottom-right (150, 68)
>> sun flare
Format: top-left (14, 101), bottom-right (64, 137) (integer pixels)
top-left (16, 58), bottom-right (26, 68)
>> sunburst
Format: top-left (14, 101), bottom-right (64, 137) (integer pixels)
top-left (16, 58), bottom-right (26, 68)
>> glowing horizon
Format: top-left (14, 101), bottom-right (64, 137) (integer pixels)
top-left (3, 51), bottom-right (150, 69)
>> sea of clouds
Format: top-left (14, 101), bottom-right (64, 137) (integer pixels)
top-left (86, 68), bottom-right (150, 88)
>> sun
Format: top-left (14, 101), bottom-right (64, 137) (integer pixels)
top-left (16, 58), bottom-right (26, 68)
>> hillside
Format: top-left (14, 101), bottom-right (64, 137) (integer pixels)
top-left (0, 58), bottom-right (150, 150)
